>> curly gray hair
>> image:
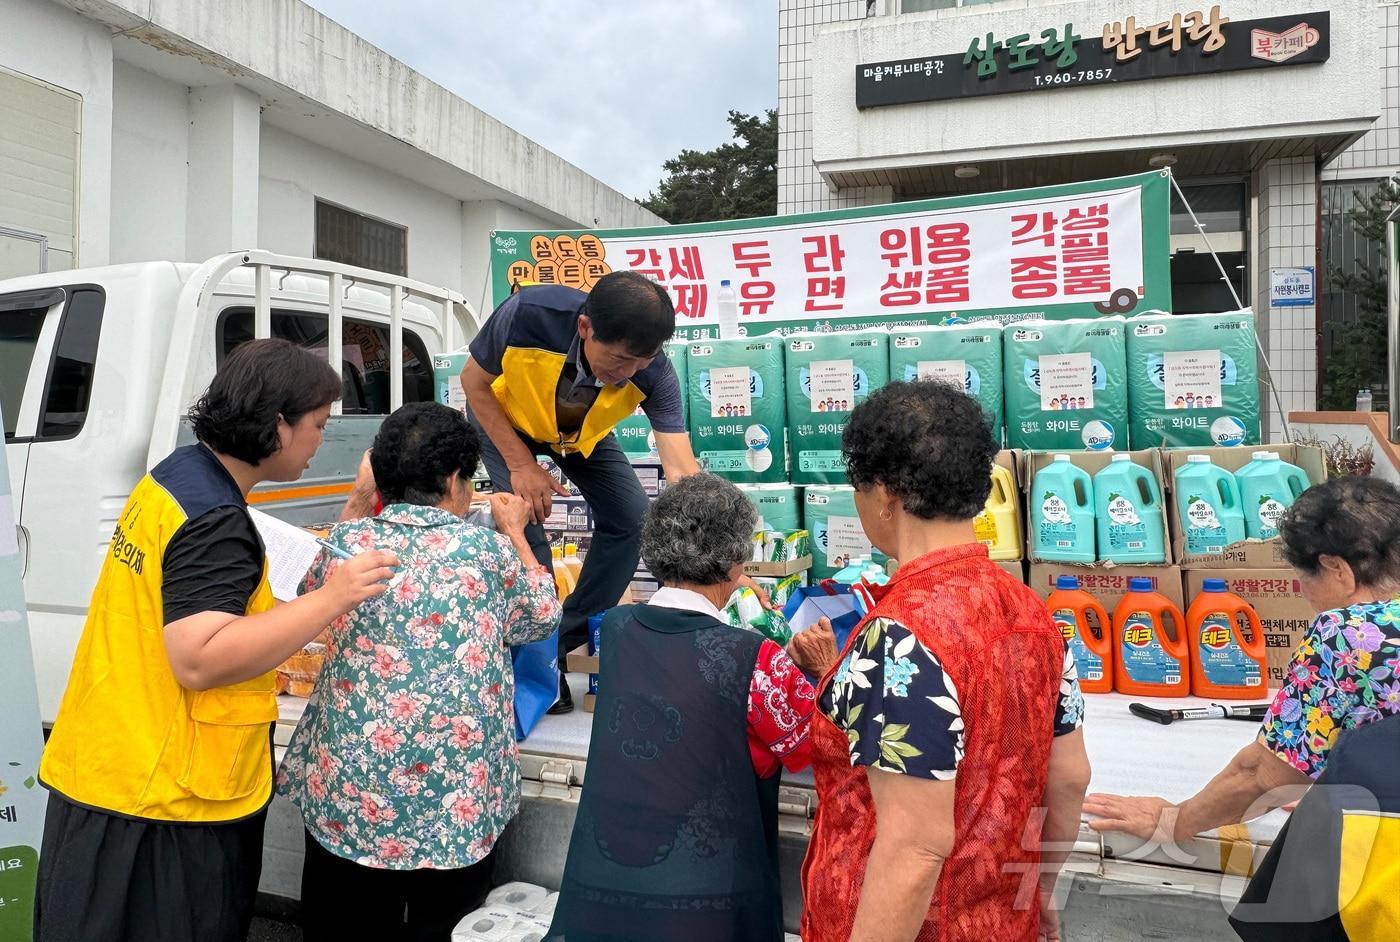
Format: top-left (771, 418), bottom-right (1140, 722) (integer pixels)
top-left (641, 473), bottom-right (757, 586)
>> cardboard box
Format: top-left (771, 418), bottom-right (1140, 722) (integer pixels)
top-left (1021, 448), bottom-right (1172, 565)
top-left (743, 555), bottom-right (813, 577)
top-left (543, 497), bottom-right (592, 532)
top-left (1184, 569), bottom-right (1312, 689)
top-left (583, 693), bottom-right (596, 713)
top-left (565, 643), bottom-right (599, 675)
top-left (629, 460), bottom-right (666, 497)
top-left (1164, 445), bottom-right (1325, 569)
top-left (1028, 563), bottom-right (1185, 613)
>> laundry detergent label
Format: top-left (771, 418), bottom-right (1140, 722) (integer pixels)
top-left (1185, 496), bottom-right (1228, 553)
top-left (1197, 613), bottom-right (1262, 688)
top-left (1055, 608), bottom-right (1104, 683)
top-left (1038, 492), bottom-right (1080, 549)
top-left (1103, 492), bottom-right (1148, 552)
top-left (1120, 612), bottom-right (1183, 686)
top-left (1256, 494), bottom-right (1289, 537)
top-left (974, 509), bottom-right (999, 546)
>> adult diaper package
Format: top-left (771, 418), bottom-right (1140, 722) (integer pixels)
top-left (615, 339), bottom-right (689, 457)
top-left (686, 336), bottom-right (786, 483)
top-left (1126, 310), bottom-right (1261, 448)
top-left (889, 321), bottom-right (1004, 444)
top-left (786, 330), bottom-right (889, 485)
top-left (1003, 317), bottom-right (1128, 452)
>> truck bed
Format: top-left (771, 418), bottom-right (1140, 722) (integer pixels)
top-left (266, 676), bottom-right (1284, 937)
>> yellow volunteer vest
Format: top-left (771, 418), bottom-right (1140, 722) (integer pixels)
top-left (41, 446), bottom-right (279, 823)
top-left (492, 345), bottom-right (645, 457)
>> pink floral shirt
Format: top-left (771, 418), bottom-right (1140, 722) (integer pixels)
top-left (276, 504), bottom-right (561, 870)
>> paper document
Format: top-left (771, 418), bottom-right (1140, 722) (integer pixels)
top-left (249, 509), bottom-right (325, 602)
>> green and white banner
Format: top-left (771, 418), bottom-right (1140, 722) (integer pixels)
top-left (489, 171), bottom-right (1171, 337)
top-left (0, 403), bottom-right (47, 941)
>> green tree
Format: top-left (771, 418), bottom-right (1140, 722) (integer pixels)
top-left (1321, 178), bottom-right (1399, 409)
top-left (639, 109), bottom-right (777, 224)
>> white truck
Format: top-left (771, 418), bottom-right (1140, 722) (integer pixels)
top-left (3, 253), bottom-right (1270, 938)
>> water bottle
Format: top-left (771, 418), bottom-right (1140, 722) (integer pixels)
top-left (716, 279), bottom-right (739, 339)
top-left (1357, 388), bottom-right (1373, 412)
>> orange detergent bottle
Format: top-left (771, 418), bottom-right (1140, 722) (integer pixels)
top-left (1112, 577), bottom-right (1189, 697)
top-left (1045, 575), bottom-right (1113, 694)
top-left (1187, 578), bottom-right (1268, 699)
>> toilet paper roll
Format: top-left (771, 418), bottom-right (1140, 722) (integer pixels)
top-left (485, 882), bottom-right (549, 909)
top-left (527, 892), bottom-right (558, 917)
top-left (450, 905), bottom-right (526, 942)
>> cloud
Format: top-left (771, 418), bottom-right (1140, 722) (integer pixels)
top-left (302, 1), bottom-right (778, 200)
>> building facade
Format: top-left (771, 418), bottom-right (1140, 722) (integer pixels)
top-left (0, 0), bottom-right (661, 309)
top-left (779, 0), bottom-right (1394, 436)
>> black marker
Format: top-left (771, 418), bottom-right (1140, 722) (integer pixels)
top-left (1129, 702), bottom-right (1271, 725)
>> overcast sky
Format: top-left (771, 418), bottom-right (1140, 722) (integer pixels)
top-left (302, 1), bottom-right (779, 200)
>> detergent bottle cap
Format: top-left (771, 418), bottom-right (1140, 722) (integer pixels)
top-left (1055, 575), bottom-right (1081, 590)
top-left (1128, 577), bottom-right (1155, 592)
top-left (564, 544), bottom-right (578, 557)
top-left (1111, 453), bottom-right (1132, 463)
top-left (1202, 578), bottom-right (1228, 593)
top-left (1187, 454), bottom-right (1212, 464)
top-left (1053, 453), bottom-right (1073, 463)
top-left (551, 547), bottom-right (563, 559)
top-left (1253, 451), bottom-right (1280, 461)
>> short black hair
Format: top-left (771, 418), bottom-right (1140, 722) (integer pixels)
top-left (1280, 476), bottom-right (1400, 588)
top-left (188, 338), bottom-right (342, 464)
top-left (371, 402), bottom-right (480, 506)
top-left (584, 271), bottom-right (675, 357)
top-left (842, 380), bottom-right (998, 521)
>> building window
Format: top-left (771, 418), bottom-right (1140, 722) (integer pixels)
top-left (1170, 182), bottom-right (1247, 236)
top-left (900, 0), bottom-right (996, 10)
top-left (314, 200), bottom-right (408, 277)
top-left (1320, 179), bottom-right (1390, 406)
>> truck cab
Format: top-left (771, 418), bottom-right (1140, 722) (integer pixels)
top-left (0, 251), bottom-right (477, 722)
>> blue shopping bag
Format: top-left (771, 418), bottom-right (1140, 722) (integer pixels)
top-left (512, 630), bottom-right (559, 741)
top-left (783, 583), bottom-right (864, 654)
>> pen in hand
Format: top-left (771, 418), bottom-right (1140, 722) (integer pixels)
top-left (315, 537), bottom-right (355, 561)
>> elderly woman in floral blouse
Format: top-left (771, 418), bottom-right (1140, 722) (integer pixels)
top-left (277, 401), bottom-right (561, 942)
top-left (1086, 476), bottom-right (1400, 846)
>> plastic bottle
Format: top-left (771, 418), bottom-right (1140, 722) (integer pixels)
top-left (1357, 388), bottom-right (1373, 412)
top-left (716, 279), bottom-right (739, 340)
top-left (551, 546), bottom-right (575, 600)
top-left (1093, 454), bottom-right (1166, 565)
top-left (1112, 577), bottom-right (1189, 697)
top-left (562, 543), bottom-right (585, 583)
top-left (1030, 455), bottom-right (1096, 563)
top-left (1174, 455), bottom-right (1247, 555)
top-left (1045, 575), bottom-right (1113, 694)
top-left (975, 463), bottom-right (1023, 561)
top-left (1235, 451), bottom-right (1311, 540)
top-left (1187, 579), bottom-right (1268, 699)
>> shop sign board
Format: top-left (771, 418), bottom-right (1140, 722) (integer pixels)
top-left (855, 7), bottom-right (1330, 108)
top-left (1269, 266), bottom-right (1315, 308)
top-left (489, 172), bottom-right (1172, 337)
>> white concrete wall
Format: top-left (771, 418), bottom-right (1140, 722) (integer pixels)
top-left (0, 0), bottom-right (113, 267)
top-left (258, 124), bottom-right (465, 290)
top-left (812, 1), bottom-right (1380, 174)
top-left (460, 200), bottom-right (559, 324)
top-left (110, 60), bottom-right (189, 264)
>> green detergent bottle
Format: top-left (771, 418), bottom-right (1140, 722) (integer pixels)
top-left (1235, 451), bottom-right (1310, 540)
top-left (1093, 454), bottom-right (1166, 564)
top-left (1031, 455), bottom-right (1096, 563)
top-left (1174, 455), bottom-right (1247, 555)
